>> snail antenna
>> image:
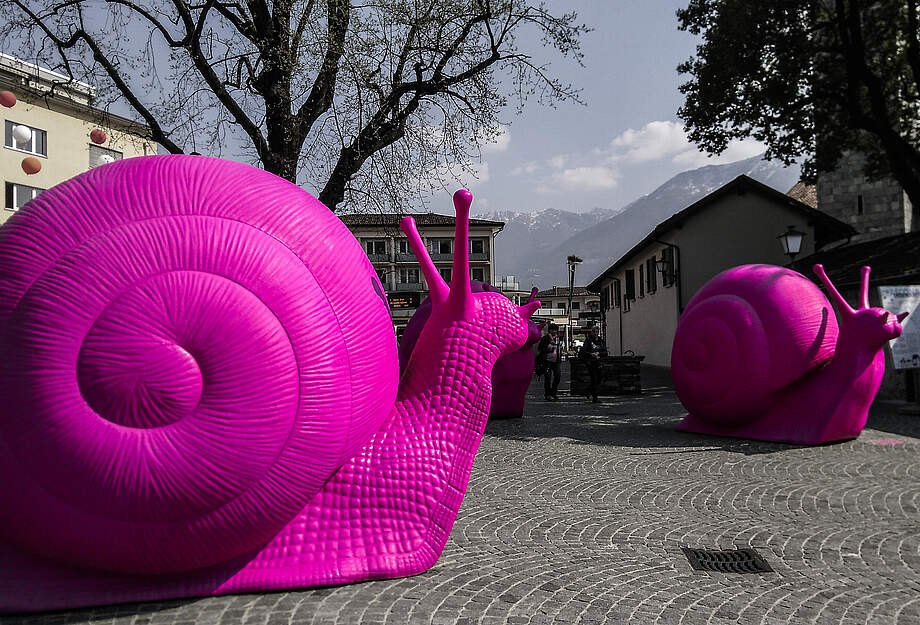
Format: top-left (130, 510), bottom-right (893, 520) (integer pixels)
top-left (859, 266), bottom-right (871, 309)
top-left (527, 286), bottom-right (538, 304)
top-left (400, 215), bottom-right (448, 307)
top-left (445, 189), bottom-right (474, 315)
top-left (813, 264), bottom-right (854, 316)
top-left (520, 300), bottom-right (542, 320)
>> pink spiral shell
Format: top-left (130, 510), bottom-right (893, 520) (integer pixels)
top-left (0, 155), bottom-right (398, 574)
top-left (671, 264), bottom-right (838, 425)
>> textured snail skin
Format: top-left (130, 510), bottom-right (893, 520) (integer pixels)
top-left (400, 284), bottom-right (543, 419)
top-left (673, 264), bottom-right (905, 445)
top-left (0, 159), bottom-right (540, 612)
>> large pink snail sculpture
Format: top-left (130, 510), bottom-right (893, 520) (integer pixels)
top-left (0, 155), bottom-right (540, 612)
top-left (672, 264), bottom-right (907, 445)
top-left (400, 285), bottom-right (544, 419)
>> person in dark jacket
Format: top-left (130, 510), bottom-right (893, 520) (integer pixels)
top-left (579, 328), bottom-right (607, 402)
top-left (536, 324), bottom-right (562, 400)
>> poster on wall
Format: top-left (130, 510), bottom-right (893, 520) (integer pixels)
top-left (879, 285), bottom-right (920, 370)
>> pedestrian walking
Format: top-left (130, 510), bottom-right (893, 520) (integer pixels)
top-left (536, 324), bottom-right (562, 400)
top-left (579, 327), bottom-right (607, 402)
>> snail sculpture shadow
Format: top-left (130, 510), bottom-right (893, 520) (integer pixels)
top-left (399, 284), bottom-right (544, 419)
top-left (0, 155), bottom-right (541, 612)
top-left (672, 264), bottom-right (908, 445)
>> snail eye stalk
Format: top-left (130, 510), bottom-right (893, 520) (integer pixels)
top-left (400, 216), bottom-right (448, 307)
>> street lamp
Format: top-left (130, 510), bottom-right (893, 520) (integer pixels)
top-left (566, 254), bottom-right (582, 353)
top-left (777, 225), bottom-right (806, 263)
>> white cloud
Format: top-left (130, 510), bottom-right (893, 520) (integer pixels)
top-left (608, 120), bottom-right (766, 168)
top-left (478, 125), bottom-right (510, 153)
top-left (548, 154), bottom-right (569, 169)
top-left (609, 120), bottom-right (691, 163)
top-left (511, 161), bottom-right (539, 176)
top-left (671, 138), bottom-right (766, 168)
top-left (549, 166), bottom-right (619, 191)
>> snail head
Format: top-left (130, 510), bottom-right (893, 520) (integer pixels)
top-left (814, 264), bottom-right (908, 342)
top-left (400, 190), bottom-right (540, 356)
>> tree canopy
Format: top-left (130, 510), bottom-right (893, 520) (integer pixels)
top-left (677, 0), bottom-right (920, 210)
top-left (1, 0), bottom-right (587, 211)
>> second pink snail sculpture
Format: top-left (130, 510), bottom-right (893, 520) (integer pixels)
top-left (672, 264), bottom-right (907, 445)
top-left (0, 155), bottom-right (540, 612)
top-left (400, 284), bottom-right (544, 419)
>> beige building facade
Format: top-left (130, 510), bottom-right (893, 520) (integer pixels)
top-left (587, 175), bottom-right (854, 366)
top-left (340, 213), bottom-right (504, 335)
top-left (1, 54), bottom-right (155, 225)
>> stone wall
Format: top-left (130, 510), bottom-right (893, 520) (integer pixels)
top-left (816, 152), bottom-right (913, 240)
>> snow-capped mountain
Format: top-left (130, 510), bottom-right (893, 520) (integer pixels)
top-left (479, 154), bottom-right (801, 288)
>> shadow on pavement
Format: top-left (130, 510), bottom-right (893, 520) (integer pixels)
top-left (486, 364), bottom-right (825, 456)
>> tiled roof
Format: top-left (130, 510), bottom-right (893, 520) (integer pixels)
top-left (339, 212), bottom-right (503, 228)
top-left (787, 181), bottom-right (817, 209)
top-left (789, 231), bottom-right (920, 289)
top-left (535, 286), bottom-right (597, 298)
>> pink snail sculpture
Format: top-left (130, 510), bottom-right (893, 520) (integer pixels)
top-left (0, 155), bottom-right (540, 612)
top-left (400, 285), bottom-right (544, 419)
top-left (672, 264), bottom-right (907, 445)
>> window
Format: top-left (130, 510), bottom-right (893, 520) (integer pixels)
top-left (601, 287), bottom-right (609, 312)
top-left (471, 267), bottom-right (485, 282)
top-left (646, 257), bottom-right (657, 293)
top-left (857, 194), bottom-right (864, 215)
top-left (398, 239), bottom-right (411, 254)
top-left (624, 269), bottom-right (635, 301)
top-left (399, 268), bottom-right (420, 283)
top-left (572, 301), bottom-right (581, 310)
top-left (661, 247), bottom-right (675, 287)
top-left (5, 182), bottom-right (44, 211)
top-left (430, 238), bottom-right (452, 255)
top-left (89, 144), bottom-right (122, 168)
top-left (613, 280), bottom-right (622, 308)
top-left (364, 239), bottom-right (386, 255)
top-left (470, 239), bottom-right (485, 254)
top-left (556, 301), bottom-right (567, 311)
top-left (376, 268), bottom-right (389, 285)
top-left (5, 121), bottom-right (47, 156)
top-left (639, 264), bottom-right (645, 297)
top-left (439, 267), bottom-right (452, 282)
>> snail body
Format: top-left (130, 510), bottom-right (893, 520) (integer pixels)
top-left (0, 156), bottom-right (540, 612)
top-left (400, 284), bottom-right (543, 419)
top-left (672, 263), bottom-right (907, 445)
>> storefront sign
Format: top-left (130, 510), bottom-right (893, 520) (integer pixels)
top-left (389, 292), bottom-right (421, 309)
top-left (880, 285), bottom-right (920, 369)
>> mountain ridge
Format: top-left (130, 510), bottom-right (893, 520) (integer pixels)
top-left (477, 154), bottom-right (801, 288)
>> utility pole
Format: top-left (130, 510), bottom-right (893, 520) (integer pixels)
top-left (566, 254), bottom-right (582, 354)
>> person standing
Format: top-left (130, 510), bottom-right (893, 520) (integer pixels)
top-left (579, 327), bottom-right (607, 402)
top-left (537, 324), bottom-right (562, 400)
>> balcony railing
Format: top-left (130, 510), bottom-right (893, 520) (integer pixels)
top-left (429, 252), bottom-right (452, 261)
top-left (470, 252), bottom-right (489, 261)
top-left (366, 253), bottom-right (390, 262)
top-left (395, 283), bottom-right (425, 291)
top-left (395, 252), bottom-right (416, 262)
top-left (535, 308), bottom-right (566, 316)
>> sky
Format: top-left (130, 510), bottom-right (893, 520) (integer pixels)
top-left (458, 1), bottom-right (768, 215)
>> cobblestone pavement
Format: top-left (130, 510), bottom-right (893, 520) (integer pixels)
top-left (4, 366), bottom-right (920, 625)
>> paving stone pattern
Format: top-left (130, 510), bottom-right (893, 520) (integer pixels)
top-left (4, 366), bottom-right (920, 624)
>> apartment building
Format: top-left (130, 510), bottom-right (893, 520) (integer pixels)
top-left (339, 212), bottom-right (504, 334)
top-left (1, 54), bottom-right (155, 225)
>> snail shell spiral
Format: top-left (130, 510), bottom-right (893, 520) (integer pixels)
top-left (0, 155), bottom-right (398, 574)
top-left (671, 264), bottom-right (838, 426)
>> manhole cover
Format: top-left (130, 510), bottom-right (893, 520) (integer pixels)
top-left (681, 547), bottom-right (773, 573)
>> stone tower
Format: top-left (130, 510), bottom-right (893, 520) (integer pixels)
top-left (816, 152), bottom-right (916, 241)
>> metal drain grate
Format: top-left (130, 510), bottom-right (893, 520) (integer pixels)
top-left (682, 547), bottom-right (773, 573)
